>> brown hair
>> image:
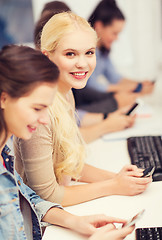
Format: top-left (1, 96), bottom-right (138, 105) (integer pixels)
top-left (41, 0), bottom-right (70, 16)
top-left (34, 1), bottom-right (70, 49)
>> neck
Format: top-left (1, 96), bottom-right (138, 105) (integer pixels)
top-left (57, 78), bottom-right (71, 97)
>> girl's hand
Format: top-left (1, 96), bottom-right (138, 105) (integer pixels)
top-left (106, 110), bottom-right (135, 132)
top-left (140, 81), bottom-right (155, 95)
top-left (70, 214), bottom-right (127, 236)
top-left (89, 223), bottom-right (135, 240)
top-left (114, 92), bottom-right (140, 108)
top-left (113, 165), bottom-right (152, 196)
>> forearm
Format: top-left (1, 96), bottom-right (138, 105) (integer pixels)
top-left (108, 84), bottom-right (122, 92)
top-left (79, 120), bottom-right (115, 143)
top-left (62, 165), bottom-right (152, 206)
top-left (62, 164), bottom-right (117, 206)
top-left (80, 164), bottom-right (116, 182)
top-left (62, 179), bottom-right (116, 206)
top-left (108, 78), bottom-right (138, 92)
top-left (42, 207), bottom-right (77, 230)
top-left (120, 78), bottom-right (137, 84)
top-left (80, 112), bottom-right (103, 127)
top-left (108, 78), bottom-right (129, 92)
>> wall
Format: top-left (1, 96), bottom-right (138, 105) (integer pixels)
top-left (115, 0), bottom-right (162, 79)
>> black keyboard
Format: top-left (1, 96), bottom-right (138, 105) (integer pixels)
top-left (127, 136), bottom-right (162, 181)
top-left (136, 227), bottom-right (162, 240)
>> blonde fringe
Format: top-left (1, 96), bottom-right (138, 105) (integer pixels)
top-left (41, 12), bottom-right (97, 54)
top-left (48, 91), bottom-right (86, 183)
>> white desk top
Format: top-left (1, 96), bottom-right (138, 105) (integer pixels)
top-left (43, 180), bottom-right (162, 240)
top-left (43, 80), bottom-right (162, 240)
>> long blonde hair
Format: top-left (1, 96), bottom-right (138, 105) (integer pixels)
top-left (41, 12), bottom-right (97, 182)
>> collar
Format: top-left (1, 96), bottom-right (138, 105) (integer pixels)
top-left (1, 145), bottom-right (14, 174)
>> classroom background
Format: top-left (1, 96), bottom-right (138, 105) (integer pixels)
top-left (0, 0), bottom-right (162, 82)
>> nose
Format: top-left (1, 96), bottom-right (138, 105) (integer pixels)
top-left (76, 55), bottom-right (87, 68)
top-left (37, 109), bottom-right (49, 125)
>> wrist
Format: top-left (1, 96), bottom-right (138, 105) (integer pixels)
top-left (107, 177), bottom-right (120, 195)
top-left (99, 118), bottom-right (114, 136)
top-left (101, 179), bottom-right (117, 196)
top-left (63, 213), bottom-right (79, 231)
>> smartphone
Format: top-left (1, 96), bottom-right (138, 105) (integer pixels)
top-left (141, 166), bottom-right (155, 178)
top-left (123, 209), bottom-right (145, 228)
top-left (125, 102), bottom-right (139, 116)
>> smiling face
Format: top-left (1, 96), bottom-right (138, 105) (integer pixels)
top-left (1, 82), bottom-right (57, 140)
top-left (96, 19), bottom-right (125, 50)
top-left (48, 28), bottom-right (97, 94)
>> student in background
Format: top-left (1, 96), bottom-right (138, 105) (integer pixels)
top-left (0, 44), bottom-right (135, 240)
top-left (86, 0), bottom-right (154, 95)
top-left (34, 0), bottom-right (136, 143)
top-left (34, 1), bottom-right (71, 50)
top-left (14, 12), bottom-right (151, 208)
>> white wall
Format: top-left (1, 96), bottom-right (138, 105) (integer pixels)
top-left (114, 0), bottom-right (162, 79)
top-left (32, 0), bottom-right (162, 79)
top-left (32, 0), bottom-right (101, 21)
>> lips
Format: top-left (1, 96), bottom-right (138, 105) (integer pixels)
top-left (27, 125), bottom-right (37, 133)
top-left (70, 71), bottom-right (88, 79)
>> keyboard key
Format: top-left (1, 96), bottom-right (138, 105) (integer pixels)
top-left (136, 227), bottom-right (162, 240)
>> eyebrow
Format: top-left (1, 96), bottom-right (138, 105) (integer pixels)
top-left (34, 104), bottom-right (48, 108)
top-left (63, 47), bottom-right (96, 52)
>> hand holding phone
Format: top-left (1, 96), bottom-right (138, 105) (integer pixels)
top-left (123, 209), bottom-right (145, 228)
top-left (141, 166), bottom-right (155, 178)
top-left (125, 102), bottom-right (139, 116)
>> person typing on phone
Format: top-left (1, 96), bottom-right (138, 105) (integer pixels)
top-left (80, 0), bottom-right (154, 100)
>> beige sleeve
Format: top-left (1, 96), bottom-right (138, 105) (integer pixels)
top-left (14, 121), bottom-right (64, 204)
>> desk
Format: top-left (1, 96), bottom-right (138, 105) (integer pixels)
top-left (43, 79), bottom-right (162, 240)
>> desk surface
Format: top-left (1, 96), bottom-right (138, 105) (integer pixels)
top-left (43, 80), bottom-right (162, 240)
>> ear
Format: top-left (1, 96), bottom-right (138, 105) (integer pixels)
top-left (94, 21), bottom-right (104, 33)
top-left (42, 50), bottom-right (49, 57)
top-left (0, 92), bottom-right (8, 109)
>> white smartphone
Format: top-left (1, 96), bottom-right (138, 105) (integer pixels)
top-left (123, 209), bottom-right (145, 228)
